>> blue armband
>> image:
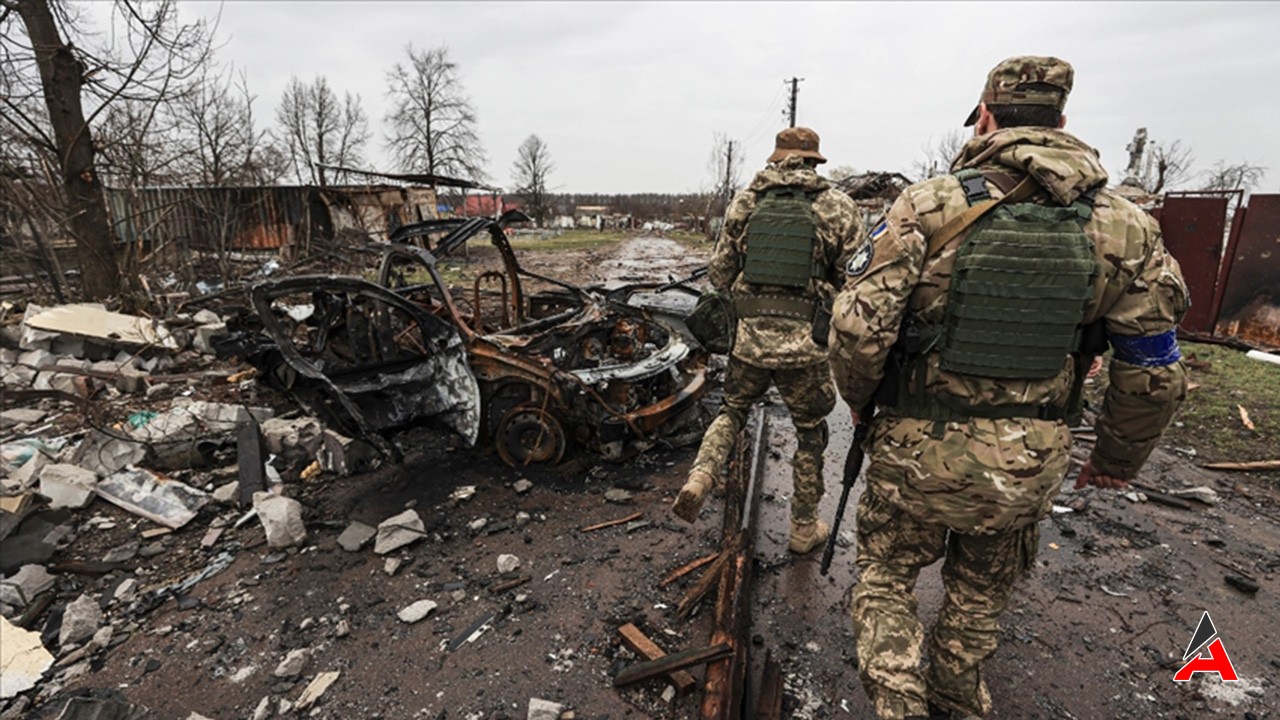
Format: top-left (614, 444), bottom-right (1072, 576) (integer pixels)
top-left (1110, 329), bottom-right (1181, 367)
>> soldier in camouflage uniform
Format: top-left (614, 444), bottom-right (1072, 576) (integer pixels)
top-left (672, 127), bottom-right (866, 554)
top-left (829, 57), bottom-right (1188, 718)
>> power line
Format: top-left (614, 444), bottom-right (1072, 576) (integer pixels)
top-left (741, 82), bottom-right (787, 146)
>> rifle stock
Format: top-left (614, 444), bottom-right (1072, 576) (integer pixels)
top-left (820, 400), bottom-right (875, 575)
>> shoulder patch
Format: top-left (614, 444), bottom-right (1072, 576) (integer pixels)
top-left (846, 241), bottom-right (874, 277)
top-left (870, 221), bottom-right (888, 241)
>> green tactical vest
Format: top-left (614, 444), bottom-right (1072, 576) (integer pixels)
top-left (884, 170), bottom-right (1100, 424)
top-left (740, 187), bottom-right (820, 289)
top-left (940, 180), bottom-right (1099, 379)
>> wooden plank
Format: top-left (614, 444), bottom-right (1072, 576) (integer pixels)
top-left (658, 552), bottom-right (719, 588)
top-left (617, 623), bottom-right (697, 695)
top-left (677, 550), bottom-right (728, 619)
top-left (1202, 459), bottom-right (1280, 471)
top-left (579, 511), bottom-right (643, 533)
top-left (613, 643), bottom-right (732, 687)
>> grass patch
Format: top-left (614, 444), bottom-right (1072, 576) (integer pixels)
top-left (507, 229), bottom-right (627, 252)
top-left (1085, 341), bottom-right (1279, 470)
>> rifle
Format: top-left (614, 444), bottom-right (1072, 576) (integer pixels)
top-left (820, 399), bottom-right (875, 576)
top-left (656, 266), bottom-right (708, 293)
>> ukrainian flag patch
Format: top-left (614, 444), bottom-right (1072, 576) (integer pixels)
top-left (870, 221), bottom-right (888, 241)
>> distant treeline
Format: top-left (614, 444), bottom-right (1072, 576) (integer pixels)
top-left (538, 192), bottom-right (712, 221)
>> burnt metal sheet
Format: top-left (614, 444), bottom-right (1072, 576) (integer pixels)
top-left (1156, 195), bottom-right (1230, 334)
top-left (1214, 194), bottom-right (1280, 348)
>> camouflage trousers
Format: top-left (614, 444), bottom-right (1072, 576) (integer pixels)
top-left (851, 486), bottom-right (1040, 719)
top-left (691, 359), bottom-right (836, 523)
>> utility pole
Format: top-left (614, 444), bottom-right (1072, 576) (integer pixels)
top-left (723, 140), bottom-right (735, 204)
top-left (786, 77), bottom-right (805, 128)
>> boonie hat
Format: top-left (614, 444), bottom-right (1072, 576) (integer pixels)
top-left (963, 55), bottom-right (1074, 126)
top-left (767, 126), bottom-right (827, 164)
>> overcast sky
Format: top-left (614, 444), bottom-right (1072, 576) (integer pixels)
top-left (160, 2), bottom-right (1280, 193)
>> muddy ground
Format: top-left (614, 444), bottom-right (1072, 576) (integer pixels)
top-left (7, 233), bottom-right (1278, 720)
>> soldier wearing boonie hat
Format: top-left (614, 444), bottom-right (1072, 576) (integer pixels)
top-left (829, 56), bottom-right (1189, 719)
top-left (672, 127), bottom-right (865, 555)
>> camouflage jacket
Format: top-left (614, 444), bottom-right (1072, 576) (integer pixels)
top-left (709, 156), bottom-right (866, 369)
top-left (830, 127), bottom-right (1188, 533)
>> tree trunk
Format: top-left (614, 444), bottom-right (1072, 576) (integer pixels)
top-left (17, 0), bottom-right (122, 300)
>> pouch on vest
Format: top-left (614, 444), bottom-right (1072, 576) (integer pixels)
top-left (687, 289), bottom-right (735, 354)
top-left (740, 187), bottom-right (820, 289)
top-left (937, 188), bottom-right (1099, 380)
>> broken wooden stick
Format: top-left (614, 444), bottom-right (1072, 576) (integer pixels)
top-left (617, 623), bottom-right (697, 695)
top-left (658, 552), bottom-right (719, 589)
top-left (612, 643), bottom-right (731, 687)
top-left (676, 550), bottom-right (729, 619)
top-left (1202, 460), bottom-right (1280, 472)
top-left (579, 511), bottom-right (643, 533)
top-left (489, 575), bottom-right (531, 594)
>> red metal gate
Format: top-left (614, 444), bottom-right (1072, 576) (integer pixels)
top-left (1155, 194), bottom-right (1232, 334)
top-left (1214, 194), bottom-right (1280, 348)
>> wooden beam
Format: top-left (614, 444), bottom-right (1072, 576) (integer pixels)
top-left (617, 623), bottom-right (697, 695)
top-left (754, 649), bottom-right (783, 720)
top-left (613, 643), bottom-right (732, 687)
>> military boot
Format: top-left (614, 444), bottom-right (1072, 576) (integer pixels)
top-left (672, 469), bottom-right (714, 524)
top-left (788, 519), bottom-right (829, 554)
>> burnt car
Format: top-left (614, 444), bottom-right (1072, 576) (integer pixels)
top-left (240, 214), bottom-right (709, 467)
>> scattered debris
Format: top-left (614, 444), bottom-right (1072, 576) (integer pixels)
top-left (527, 698), bottom-right (567, 720)
top-left (337, 521), bottom-right (376, 552)
top-left (397, 600), bottom-right (438, 624)
top-left (1099, 585), bottom-right (1131, 598)
top-left (273, 649), bottom-right (311, 678)
top-left (1167, 486), bottom-right (1221, 505)
top-left (58, 593), bottom-right (102, 648)
top-left (497, 554), bottom-right (522, 574)
top-left (489, 575), bottom-right (531, 594)
top-left (1244, 349), bottom-right (1280, 366)
top-left (580, 512), bottom-right (643, 533)
top-left (450, 485), bottom-right (477, 503)
top-left (446, 611), bottom-right (497, 652)
top-left (1224, 575), bottom-right (1260, 595)
top-left (604, 488), bottom-right (634, 504)
top-left (37, 464), bottom-right (97, 510)
top-left (1238, 405), bottom-right (1256, 431)
top-left (374, 510), bottom-right (425, 555)
top-left (617, 622), bottom-right (697, 696)
top-left (1203, 459), bottom-right (1280, 471)
top-left (253, 493), bottom-right (307, 548)
top-left (0, 615), bottom-right (53, 698)
top-left (614, 642), bottom-right (732, 687)
top-left (95, 467), bottom-right (209, 529)
top-left (294, 671), bottom-right (339, 711)
top-left (513, 478), bottom-right (534, 494)
top-left (658, 552), bottom-right (719, 589)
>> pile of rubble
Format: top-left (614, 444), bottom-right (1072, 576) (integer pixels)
top-left (0, 300), bottom-right (383, 716)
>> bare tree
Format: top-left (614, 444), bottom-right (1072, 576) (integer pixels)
top-left (1, 0), bottom-right (213, 300)
top-left (825, 164), bottom-right (859, 183)
top-left (910, 129), bottom-right (968, 180)
top-left (1143, 139), bottom-right (1196, 194)
top-left (385, 45), bottom-right (487, 181)
top-left (511, 134), bottom-right (554, 226)
top-left (703, 132), bottom-right (744, 241)
top-left (172, 69), bottom-right (281, 185)
top-left (275, 75), bottom-right (370, 186)
top-left (1200, 160), bottom-right (1268, 193)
